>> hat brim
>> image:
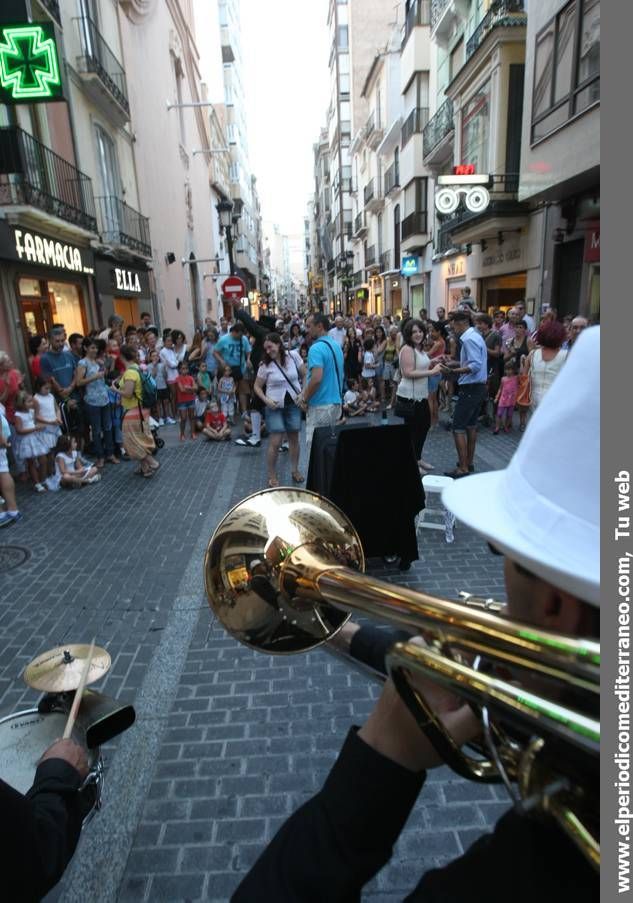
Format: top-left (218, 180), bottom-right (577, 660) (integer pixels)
top-left (443, 471), bottom-right (599, 606)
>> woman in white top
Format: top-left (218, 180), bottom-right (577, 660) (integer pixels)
top-left (396, 319), bottom-right (442, 474)
top-left (524, 320), bottom-right (568, 410)
top-left (254, 334), bottom-right (306, 488)
top-left (159, 334), bottom-right (179, 422)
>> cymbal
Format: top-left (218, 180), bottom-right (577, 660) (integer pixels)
top-left (23, 644), bottom-right (111, 693)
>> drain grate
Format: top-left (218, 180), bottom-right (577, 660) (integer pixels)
top-left (0, 545), bottom-right (30, 573)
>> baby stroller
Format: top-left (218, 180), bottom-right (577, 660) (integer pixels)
top-left (148, 416), bottom-right (165, 450)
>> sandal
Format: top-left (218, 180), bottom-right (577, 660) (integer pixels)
top-left (291, 472), bottom-right (305, 484)
top-left (268, 477), bottom-right (279, 488)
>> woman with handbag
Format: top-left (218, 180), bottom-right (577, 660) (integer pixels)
top-left (395, 320), bottom-right (442, 475)
top-left (254, 334), bottom-right (306, 488)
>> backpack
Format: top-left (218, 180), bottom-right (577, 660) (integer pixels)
top-left (135, 366), bottom-right (157, 408)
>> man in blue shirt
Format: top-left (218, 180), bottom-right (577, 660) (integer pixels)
top-left (40, 326), bottom-right (84, 439)
top-left (440, 310), bottom-right (488, 478)
top-left (297, 314), bottom-right (344, 457)
top-left (214, 323), bottom-right (252, 418)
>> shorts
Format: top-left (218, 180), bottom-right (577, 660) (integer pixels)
top-left (452, 383), bottom-right (488, 432)
top-left (266, 399), bottom-right (302, 434)
top-left (496, 405), bottom-right (514, 419)
top-left (0, 448), bottom-right (8, 473)
top-left (177, 401), bottom-right (194, 411)
top-left (157, 388), bottom-right (170, 401)
top-left (428, 373), bottom-right (441, 393)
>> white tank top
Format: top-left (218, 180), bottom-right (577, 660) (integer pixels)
top-left (35, 393), bottom-right (56, 422)
top-left (397, 347), bottom-right (430, 401)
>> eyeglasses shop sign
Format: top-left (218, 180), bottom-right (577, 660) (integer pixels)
top-left (0, 225), bottom-right (94, 274)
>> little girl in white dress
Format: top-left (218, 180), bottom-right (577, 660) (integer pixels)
top-left (34, 378), bottom-right (62, 455)
top-left (13, 391), bottom-right (49, 493)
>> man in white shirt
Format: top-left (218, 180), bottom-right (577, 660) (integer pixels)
top-left (515, 301), bottom-right (535, 334)
top-left (328, 316), bottom-right (346, 348)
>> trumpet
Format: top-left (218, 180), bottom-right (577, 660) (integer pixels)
top-left (204, 488), bottom-right (599, 869)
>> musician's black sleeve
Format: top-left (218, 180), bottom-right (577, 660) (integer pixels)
top-left (231, 727), bottom-right (426, 902)
top-left (1, 759), bottom-right (84, 902)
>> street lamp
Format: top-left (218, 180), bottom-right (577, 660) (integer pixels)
top-left (217, 199), bottom-right (236, 276)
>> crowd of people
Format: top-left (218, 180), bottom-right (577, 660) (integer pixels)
top-left (0, 296), bottom-right (592, 524)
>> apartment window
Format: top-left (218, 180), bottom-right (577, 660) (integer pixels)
top-left (95, 125), bottom-right (121, 199)
top-left (461, 82), bottom-right (490, 171)
top-left (394, 204), bottom-right (401, 266)
top-left (531, 0), bottom-right (600, 143)
top-left (339, 73), bottom-right (350, 95)
top-left (338, 26), bottom-right (349, 49)
top-left (449, 38), bottom-right (464, 82)
top-left (404, 177), bottom-right (428, 217)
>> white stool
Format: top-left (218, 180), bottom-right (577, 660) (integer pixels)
top-left (417, 475), bottom-right (456, 540)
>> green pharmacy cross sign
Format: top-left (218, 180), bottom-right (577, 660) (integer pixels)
top-left (0, 23), bottom-right (63, 104)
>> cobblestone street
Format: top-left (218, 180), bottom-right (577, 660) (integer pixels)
top-left (0, 416), bottom-right (520, 902)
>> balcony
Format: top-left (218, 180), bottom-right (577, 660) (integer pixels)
top-left (466, 0), bottom-right (526, 60)
top-left (96, 196), bottom-right (152, 258)
top-left (327, 258), bottom-right (336, 274)
top-left (39, 0), bottom-right (61, 24)
top-left (73, 16), bottom-right (130, 126)
top-left (352, 270), bottom-right (364, 288)
top-left (380, 249), bottom-right (393, 272)
top-left (364, 178), bottom-right (384, 214)
top-left (423, 98), bottom-right (454, 165)
top-left (384, 161), bottom-right (400, 196)
top-left (401, 211), bottom-right (428, 248)
top-left (0, 126), bottom-right (97, 235)
top-left (435, 174), bottom-right (528, 244)
top-left (402, 0), bottom-right (431, 47)
top-left (353, 211), bottom-right (368, 238)
top-left (431, 0), bottom-right (469, 48)
top-left (402, 107), bottom-right (429, 148)
top-left (365, 111), bottom-right (384, 150)
top-left (365, 245), bottom-right (377, 268)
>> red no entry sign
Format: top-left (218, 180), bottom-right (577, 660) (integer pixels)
top-left (222, 276), bottom-right (246, 298)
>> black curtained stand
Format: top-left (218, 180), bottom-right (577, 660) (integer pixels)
top-left (307, 422), bottom-right (424, 566)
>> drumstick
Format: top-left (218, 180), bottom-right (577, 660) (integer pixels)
top-left (62, 638), bottom-right (95, 740)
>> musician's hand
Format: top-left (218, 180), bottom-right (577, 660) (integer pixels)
top-left (358, 654), bottom-right (480, 774)
top-left (39, 738), bottom-right (89, 779)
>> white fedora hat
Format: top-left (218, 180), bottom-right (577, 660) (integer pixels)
top-left (443, 326), bottom-right (600, 606)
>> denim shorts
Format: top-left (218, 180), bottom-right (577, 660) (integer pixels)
top-left (177, 401), bottom-right (194, 411)
top-left (453, 383), bottom-right (487, 432)
top-left (266, 399), bottom-right (302, 434)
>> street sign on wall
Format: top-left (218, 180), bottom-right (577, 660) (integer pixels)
top-left (0, 23), bottom-right (64, 104)
top-left (401, 256), bottom-right (420, 277)
top-left (221, 275), bottom-right (246, 298)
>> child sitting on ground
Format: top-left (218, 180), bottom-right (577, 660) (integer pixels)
top-left (47, 435), bottom-right (100, 489)
top-left (343, 379), bottom-right (368, 417)
top-left (359, 383), bottom-right (379, 412)
top-left (202, 400), bottom-right (231, 442)
top-left (494, 361), bottom-right (519, 434)
top-left (194, 386), bottom-right (210, 432)
top-left (218, 365), bottom-right (236, 424)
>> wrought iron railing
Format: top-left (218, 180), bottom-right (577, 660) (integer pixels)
top-left (354, 211), bottom-right (367, 234)
top-left (431, 0), bottom-right (450, 31)
top-left (401, 211), bottom-right (428, 240)
top-left (384, 161), bottom-right (400, 195)
top-left (0, 126), bottom-right (97, 233)
top-left (40, 0), bottom-right (61, 23)
top-left (380, 249), bottom-right (392, 272)
top-left (364, 179), bottom-right (375, 206)
top-left (403, 0), bottom-right (431, 46)
top-left (365, 245), bottom-right (377, 267)
top-left (402, 107), bottom-right (429, 147)
top-left (466, 0), bottom-right (526, 59)
top-left (423, 98), bottom-right (454, 158)
top-left (327, 258), bottom-right (336, 273)
top-left (96, 196), bottom-right (152, 257)
top-left (74, 16), bottom-right (129, 114)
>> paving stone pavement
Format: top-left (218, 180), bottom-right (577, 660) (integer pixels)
top-left (0, 412), bottom-right (521, 902)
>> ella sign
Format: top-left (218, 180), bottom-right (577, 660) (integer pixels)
top-left (115, 267), bottom-right (141, 293)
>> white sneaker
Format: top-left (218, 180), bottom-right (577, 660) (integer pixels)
top-left (166, 417), bottom-right (177, 425)
top-left (84, 474), bottom-right (101, 484)
top-left (34, 482), bottom-right (46, 493)
top-left (158, 418), bottom-right (165, 426)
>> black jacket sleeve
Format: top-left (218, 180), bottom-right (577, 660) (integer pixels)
top-left (1, 759), bottom-right (84, 902)
top-left (232, 728), bottom-right (426, 902)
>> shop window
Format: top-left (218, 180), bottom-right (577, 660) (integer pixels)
top-left (461, 82), bottom-right (490, 171)
top-left (531, 0), bottom-right (600, 143)
top-left (48, 282), bottom-right (87, 337)
top-left (18, 278), bottom-right (42, 296)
